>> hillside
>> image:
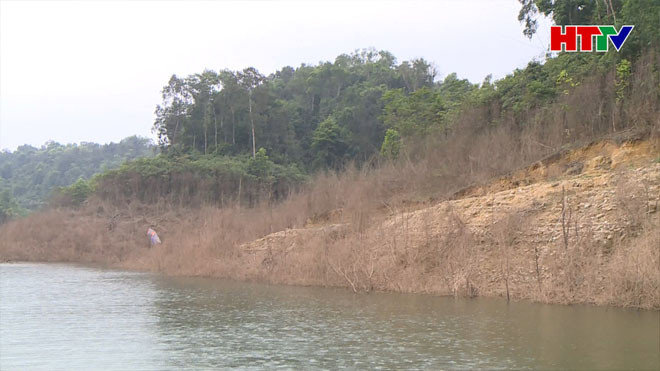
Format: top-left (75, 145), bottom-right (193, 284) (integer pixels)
top-left (236, 135), bottom-right (659, 307)
top-left (0, 136), bottom-right (154, 211)
top-left (1, 135), bottom-right (657, 308)
top-left (1, 0), bottom-right (658, 310)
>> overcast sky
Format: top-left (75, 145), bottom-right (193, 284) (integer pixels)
top-left (0, 0), bottom-right (551, 151)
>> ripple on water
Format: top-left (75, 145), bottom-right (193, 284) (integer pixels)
top-left (1, 263), bottom-right (658, 370)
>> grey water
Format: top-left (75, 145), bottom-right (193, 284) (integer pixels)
top-left (0, 263), bottom-right (658, 370)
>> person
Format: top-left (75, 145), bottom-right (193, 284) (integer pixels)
top-left (146, 227), bottom-right (161, 246)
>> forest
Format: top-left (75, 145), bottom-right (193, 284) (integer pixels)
top-left (151, 1), bottom-right (656, 161)
top-left (2, 0), bottom-right (659, 218)
top-left (88, 0), bottom-right (657, 207)
top-left (0, 136), bottom-right (154, 219)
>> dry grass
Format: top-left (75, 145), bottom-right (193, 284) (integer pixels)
top-left (1, 140), bottom-right (658, 309)
top-left (1, 52), bottom-right (659, 310)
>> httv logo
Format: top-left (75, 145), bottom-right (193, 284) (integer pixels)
top-left (550, 25), bottom-right (634, 52)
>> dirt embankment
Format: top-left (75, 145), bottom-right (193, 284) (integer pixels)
top-left (231, 139), bottom-right (660, 308)
top-left (1, 138), bottom-right (658, 309)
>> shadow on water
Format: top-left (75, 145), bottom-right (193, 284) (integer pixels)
top-left (1, 263), bottom-right (658, 370)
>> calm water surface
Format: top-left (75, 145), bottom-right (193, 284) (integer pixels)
top-left (1, 263), bottom-right (658, 370)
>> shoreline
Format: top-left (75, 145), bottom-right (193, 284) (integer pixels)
top-left (3, 259), bottom-right (659, 312)
top-left (3, 258), bottom-right (658, 312)
top-left (1, 138), bottom-right (658, 311)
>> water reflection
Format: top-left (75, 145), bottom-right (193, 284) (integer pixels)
top-left (148, 275), bottom-right (659, 370)
top-left (1, 263), bottom-right (658, 370)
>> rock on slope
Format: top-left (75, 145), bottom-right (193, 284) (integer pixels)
top-left (238, 139), bottom-right (659, 308)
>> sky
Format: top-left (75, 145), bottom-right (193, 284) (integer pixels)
top-left (0, 0), bottom-right (551, 151)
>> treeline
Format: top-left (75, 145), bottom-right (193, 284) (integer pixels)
top-left (49, 0), bottom-right (660, 209)
top-left (88, 149), bottom-right (305, 207)
top-left (152, 1), bottom-right (657, 165)
top-left (153, 50), bottom-right (445, 168)
top-left (0, 136), bottom-right (154, 212)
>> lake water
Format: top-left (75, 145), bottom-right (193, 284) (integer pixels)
top-left (1, 263), bottom-right (658, 370)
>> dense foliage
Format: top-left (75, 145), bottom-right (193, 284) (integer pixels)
top-left (0, 136), bottom-right (154, 210)
top-left (0, 189), bottom-right (24, 224)
top-left (519, 0), bottom-right (659, 58)
top-left (88, 151), bottom-right (305, 207)
top-left (5, 0), bottom-right (659, 216)
top-left (153, 50), bottom-right (443, 167)
top-left (151, 1), bottom-right (657, 167)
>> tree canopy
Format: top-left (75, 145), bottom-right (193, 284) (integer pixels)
top-left (3, 0), bottom-right (657, 218)
top-left (0, 136), bottom-right (154, 210)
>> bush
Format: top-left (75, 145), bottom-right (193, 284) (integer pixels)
top-left (0, 190), bottom-right (25, 224)
top-left (88, 153), bottom-right (307, 207)
top-left (380, 128), bottom-right (401, 160)
top-left (60, 178), bottom-right (94, 207)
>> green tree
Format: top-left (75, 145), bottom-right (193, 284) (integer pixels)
top-left (218, 70), bottom-right (245, 147)
top-left (618, 1), bottom-right (660, 58)
top-left (247, 148), bottom-right (272, 178)
top-left (380, 128), bottom-right (401, 160)
top-left (311, 117), bottom-right (349, 169)
top-left (62, 178), bottom-right (93, 206)
top-left (153, 75), bottom-right (193, 149)
top-left (238, 67), bottom-right (266, 158)
top-left (0, 189), bottom-right (23, 224)
top-left (518, 0), bottom-right (605, 38)
top-left (381, 87), bottom-right (445, 137)
top-left (615, 58), bottom-right (631, 102)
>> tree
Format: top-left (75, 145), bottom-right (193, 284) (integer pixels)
top-left (238, 67), bottom-right (265, 158)
top-left (0, 190), bottom-right (22, 224)
top-left (62, 178), bottom-right (93, 206)
top-left (518, 0), bottom-right (608, 38)
top-left (153, 75), bottom-right (193, 149)
top-left (247, 148), bottom-right (272, 178)
top-left (380, 128), bottom-right (401, 160)
top-left (311, 117), bottom-right (349, 169)
top-left (218, 70), bottom-right (244, 146)
top-left (381, 87), bottom-right (446, 138)
top-left (397, 58), bottom-right (436, 92)
top-left (192, 70), bottom-right (221, 154)
top-left (618, 1), bottom-right (660, 58)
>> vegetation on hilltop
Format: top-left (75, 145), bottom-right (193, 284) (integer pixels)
top-left (0, 136), bottom-right (154, 213)
top-left (88, 150), bottom-right (305, 207)
top-left (64, 0), bottom-right (660, 209)
top-left (3, 0), bottom-right (656, 215)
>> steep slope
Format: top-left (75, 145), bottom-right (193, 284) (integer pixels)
top-left (233, 138), bottom-right (659, 308)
